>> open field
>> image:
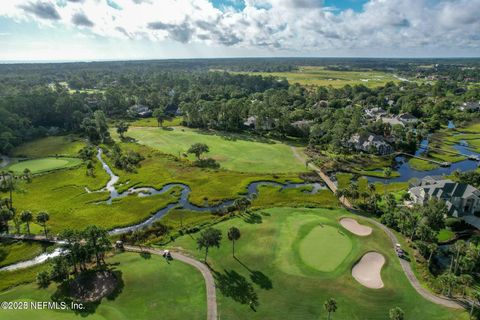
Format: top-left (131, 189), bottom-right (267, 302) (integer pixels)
top-left (0, 252), bottom-right (206, 319)
top-left (12, 136), bottom-right (86, 158)
top-left (130, 116), bottom-right (183, 127)
top-left (168, 207), bottom-right (467, 319)
top-left (0, 240), bottom-right (51, 268)
top-left (125, 126), bottom-right (305, 173)
top-left (6, 157), bottom-right (82, 174)
top-left (228, 66), bottom-right (404, 88)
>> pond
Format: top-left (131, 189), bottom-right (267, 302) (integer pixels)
top-left (365, 139), bottom-right (480, 184)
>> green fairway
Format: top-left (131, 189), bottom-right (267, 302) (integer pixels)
top-left (125, 126), bottom-right (305, 173)
top-left (0, 252), bottom-right (206, 320)
top-left (6, 157), bottom-right (82, 174)
top-left (12, 136), bottom-right (86, 158)
top-left (227, 66), bottom-right (406, 88)
top-left (298, 224), bottom-right (352, 272)
top-left (130, 116), bottom-right (183, 127)
top-left (169, 207), bottom-right (467, 319)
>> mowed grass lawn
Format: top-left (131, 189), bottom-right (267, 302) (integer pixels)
top-left (229, 66), bottom-right (403, 88)
top-left (0, 252), bottom-right (206, 320)
top-left (12, 136), bottom-right (86, 158)
top-left (169, 207), bottom-right (467, 320)
top-left (6, 157), bottom-right (82, 174)
top-left (126, 126), bottom-right (305, 173)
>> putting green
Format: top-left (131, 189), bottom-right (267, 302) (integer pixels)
top-left (7, 157), bottom-right (82, 174)
top-left (125, 126), bottom-right (305, 173)
top-left (298, 225), bottom-right (352, 272)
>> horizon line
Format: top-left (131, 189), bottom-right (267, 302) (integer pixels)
top-left (1, 56), bottom-right (480, 65)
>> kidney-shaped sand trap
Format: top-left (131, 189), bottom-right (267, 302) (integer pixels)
top-left (352, 252), bottom-right (385, 289)
top-left (340, 218), bottom-right (372, 236)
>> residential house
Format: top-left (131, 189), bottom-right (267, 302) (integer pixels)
top-left (128, 104), bottom-right (152, 118)
top-left (347, 133), bottom-right (394, 155)
top-left (408, 176), bottom-right (480, 217)
top-left (459, 101), bottom-right (480, 112)
top-left (364, 107), bottom-right (387, 119)
top-left (243, 116), bottom-right (275, 130)
top-left (378, 116), bottom-right (404, 127)
top-left (397, 113), bottom-right (419, 125)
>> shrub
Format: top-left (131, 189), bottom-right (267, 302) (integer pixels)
top-left (36, 271), bottom-right (51, 288)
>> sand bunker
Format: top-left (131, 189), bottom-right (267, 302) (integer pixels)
top-left (340, 218), bottom-right (372, 236)
top-left (352, 252), bottom-right (385, 289)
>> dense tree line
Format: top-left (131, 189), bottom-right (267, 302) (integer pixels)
top-left (1, 60), bottom-right (479, 155)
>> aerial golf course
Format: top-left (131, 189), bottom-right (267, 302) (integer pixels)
top-left (0, 123), bottom-right (470, 320)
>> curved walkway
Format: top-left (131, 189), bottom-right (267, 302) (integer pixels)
top-left (123, 245), bottom-right (218, 320)
top-left (0, 236), bottom-right (218, 319)
top-left (291, 146), bottom-right (463, 309)
top-left (368, 220), bottom-right (462, 309)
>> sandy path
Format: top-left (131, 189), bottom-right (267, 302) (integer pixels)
top-left (340, 218), bottom-right (372, 236)
top-left (352, 252), bottom-right (385, 289)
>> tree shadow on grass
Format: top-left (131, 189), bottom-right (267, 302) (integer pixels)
top-left (234, 257), bottom-right (273, 290)
top-left (51, 269), bottom-right (124, 316)
top-left (213, 269), bottom-right (259, 311)
top-left (243, 212), bottom-right (262, 224)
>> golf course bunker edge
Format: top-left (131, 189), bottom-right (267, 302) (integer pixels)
top-left (340, 218), bottom-right (373, 236)
top-left (352, 252), bottom-right (385, 289)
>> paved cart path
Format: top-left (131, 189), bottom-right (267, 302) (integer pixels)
top-left (123, 245), bottom-right (218, 320)
top-left (291, 146), bottom-right (463, 309)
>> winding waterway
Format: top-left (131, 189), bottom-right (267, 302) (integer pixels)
top-left (365, 138), bottom-right (480, 184)
top-left (94, 149), bottom-right (325, 234)
top-left (1, 148), bottom-right (325, 271)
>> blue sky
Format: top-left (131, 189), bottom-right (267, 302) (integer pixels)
top-left (0, 0), bottom-right (479, 61)
top-left (323, 0), bottom-right (368, 12)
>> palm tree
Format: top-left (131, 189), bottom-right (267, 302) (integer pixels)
top-left (389, 307), bottom-right (404, 320)
top-left (197, 228), bottom-right (222, 263)
top-left (467, 289), bottom-right (480, 318)
top-left (227, 227), bottom-right (241, 257)
top-left (0, 172), bottom-right (15, 208)
top-left (427, 243), bottom-right (438, 267)
top-left (383, 167), bottom-right (392, 195)
top-left (0, 208), bottom-right (13, 234)
top-left (21, 210), bottom-right (33, 235)
top-left (84, 225), bottom-right (111, 267)
top-left (36, 211), bottom-right (50, 237)
top-left (324, 298), bottom-right (337, 320)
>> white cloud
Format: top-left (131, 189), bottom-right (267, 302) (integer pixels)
top-left (0, 0), bottom-right (479, 55)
